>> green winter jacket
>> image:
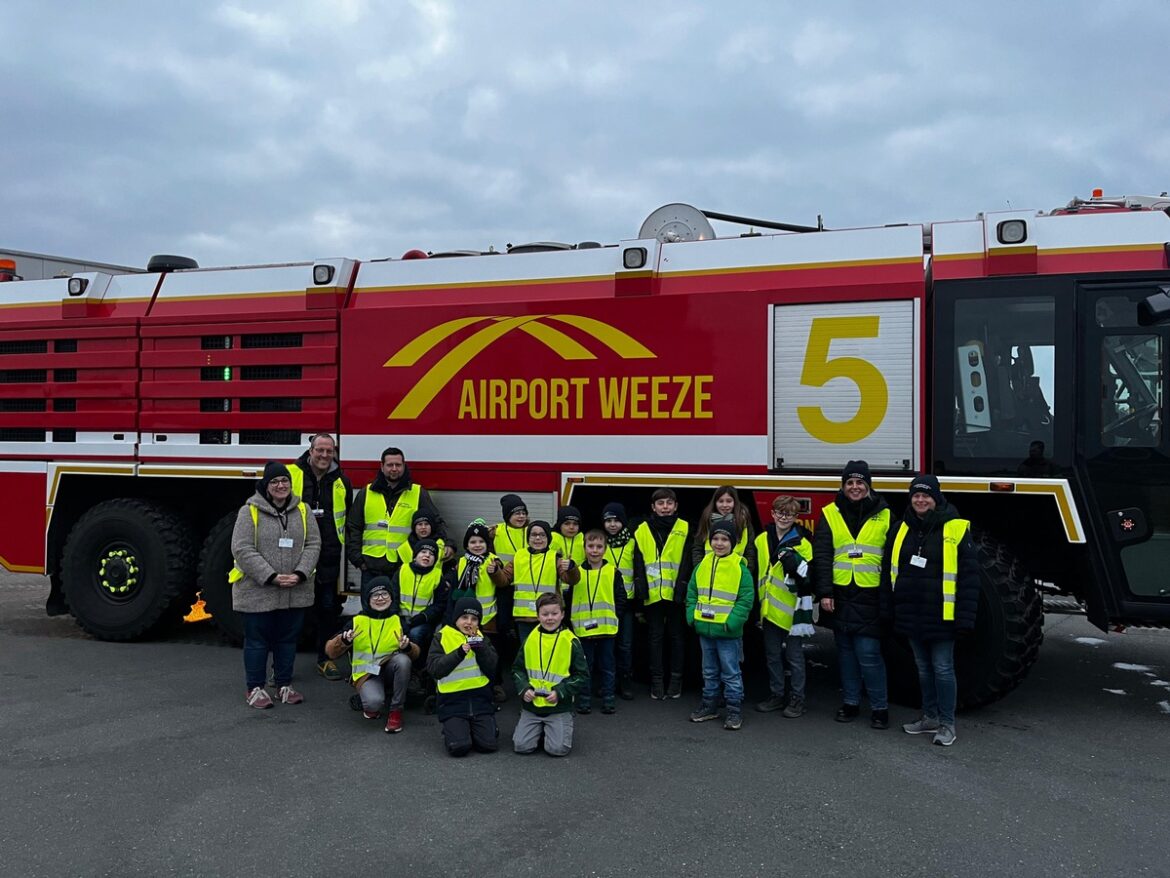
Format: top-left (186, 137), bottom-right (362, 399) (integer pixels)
top-left (685, 555), bottom-right (755, 638)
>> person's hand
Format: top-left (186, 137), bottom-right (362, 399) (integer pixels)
top-left (276, 574), bottom-right (299, 588)
top-left (398, 635), bottom-right (411, 650)
top-left (522, 688), bottom-right (536, 703)
top-left (461, 642), bottom-right (471, 654)
top-left (342, 629), bottom-right (356, 644)
top-left (545, 690), bottom-right (559, 705)
top-left (820, 597), bottom-right (835, 613)
top-left (442, 545), bottom-right (455, 561)
top-left (486, 559), bottom-right (499, 574)
top-left (556, 558), bottom-right (570, 574)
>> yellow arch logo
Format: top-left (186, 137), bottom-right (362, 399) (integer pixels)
top-left (383, 314), bottom-right (657, 419)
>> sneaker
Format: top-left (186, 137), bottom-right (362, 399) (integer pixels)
top-left (317, 660), bottom-right (342, 682)
top-left (755, 694), bottom-right (786, 713)
top-left (689, 702), bottom-right (719, 722)
top-left (870, 709), bottom-right (889, 730)
top-left (835, 703), bottom-right (860, 723)
top-left (277, 686), bottom-right (304, 705)
top-left (601, 699), bottom-right (616, 715)
top-left (362, 709), bottom-right (380, 720)
top-left (723, 708), bottom-right (743, 731)
top-left (349, 693), bottom-right (363, 711)
top-left (932, 725), bottom-right (956, 747)
top-left (650, 680), bottom-right (665, 700)
top-left (666, 675), bottom-right (683, 699)
top-left (492, 685), bottom-right (508, 704)
top-left (246, 686), bottom-right (273, 709)
top-left (903, 715), bottom-right (940, 735)
top-left (385, 709), bottom-right (404, 734)
top-left (423, 695), bottom-right (436, 715)
top-left (782, 696), bottom-right (805, 718)
top-left (618, 676), bottom-right (634, 701)
top-left (577, 704), bottom-right (593, 715)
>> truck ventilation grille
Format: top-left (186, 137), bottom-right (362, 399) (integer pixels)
top-left (240, 366), bottom-right (302, 381)
top-left (201, 336), bottom-right (233, 350)
top-left (54, 339), bottom-right (78, 353)
top-left (54, 399), bottom-right (77, 412)
top-left (0, 341), bottom-right (48, 354)
top-left (241, 333), bottom-right (303, 349)
top-left (0, 399), bottom-right (47, 412)
top-left (0, 429), bottom-right (46, 441)
top-left (240, 398), bottom-right (302, 412)
top-left (0, 369), bottom-right (47, 383)
top-left (240, 429), bottom-right (301, 445)
top-left (200, 398), bottom-right (231, 412)
top-left (53, 429), bottom-right (76, 442)
top-left (54, 369), bottom-right (77, 382)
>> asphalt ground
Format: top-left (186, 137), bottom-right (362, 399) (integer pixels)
top-left (1, 571), bottom-right (1168, 878)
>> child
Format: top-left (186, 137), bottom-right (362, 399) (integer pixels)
top-left (325, 576), bottom-right (419, 733)
top-left (570, 529), bottom-right (627, 714)
top-left (551, 506), bottom-right (586, 566)
top-left (506, 519), bottom-right (580, 645)
top-left (632, 488), bottom-right (693, 700)
top-left (754, 495), bottom-right (814, 718)
top-left (493, 494), bottom-right (529, 566)
top-left (685, 521), bottom-right (755, 730)
top-left (512, 592), bottom-right (588, 757)
top-left (692, 485), bottom-right (755, 570)
top-left (447, 520), bottom-right (511, 703)
top-left (393, 538), bottom-right (451, 650)
top-left (398, 510), bottom-right (453, 566)
top-left (602, 502), bottom-right (637, 701)
top-left (427, 596), bottom-right (500, 757)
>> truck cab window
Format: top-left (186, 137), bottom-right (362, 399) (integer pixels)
top-left (1100, 334), bottom-right (1162, 448)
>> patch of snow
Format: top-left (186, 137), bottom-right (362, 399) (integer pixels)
top-left (1103, 688), bottom-right (1127, 695)
top-left (1112, 662), bottom-right (1153, 672)
top-left (1157, 701), bottom-right (1170, 715)
top-left (1075, 637), bottom-right (1106, 646)
top-left (1150, 680), bottom-right (1170, 689)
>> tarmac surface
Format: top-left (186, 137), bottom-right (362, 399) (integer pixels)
top-left (1, 571), bottom-right (1168, 878)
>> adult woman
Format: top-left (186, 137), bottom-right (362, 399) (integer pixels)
top-left (888, 475), bottom-right (979, 746)
top-left (692, 485), bottom-right (756, 571)
top-left (231, 461), bottom-right (322, 709)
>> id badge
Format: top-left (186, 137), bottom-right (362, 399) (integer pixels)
top-left (701, 610), bottom-right (716, 620)
top-left (312, 508), bottom-right (325, 519)
top-left (583, 620), bottom-right (598, 630)
top-left (910, 554), bottom-right (927, 568)
top-left (377, 520), bottom-right (389, 529)
top-left (848, 550), bottom-right (863, 559)
top-left (278, 537), bottom-right (294, 549)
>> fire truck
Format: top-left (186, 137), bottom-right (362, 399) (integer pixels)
top-left (2, 191), bottom-right (1169, 707)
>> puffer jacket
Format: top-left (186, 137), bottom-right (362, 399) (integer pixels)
top-left (230, 491), bottom-right (321, 613)
top-left (888, 502), bottom-right (980, 642)
top-left (812, 491), bottom-right (892, 637)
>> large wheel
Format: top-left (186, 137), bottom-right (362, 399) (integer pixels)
top-left (61, 499), bottom-right (196, 641)
top-left (955, 527), bottom-right (1043, 708)
top-left (198, 511), bottom-right (245, 645)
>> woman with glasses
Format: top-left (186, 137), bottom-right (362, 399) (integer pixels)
top-left (753, 496), bottom-right (814, 718)
top-left (230, 461), bottom-right (321, 709)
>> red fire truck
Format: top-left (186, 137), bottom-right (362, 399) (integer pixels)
top-left (2, 192), bottom-right (1168, 707)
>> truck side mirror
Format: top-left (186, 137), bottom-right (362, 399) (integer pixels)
top-left (1137, 286), bottom-right (1170, 326)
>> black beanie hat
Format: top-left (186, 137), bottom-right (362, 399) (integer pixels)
top-left (360, 575), bottom-right (395, 616)
top-left (500, 493), bottom-right (527, 520)
top-left (413, 538), bottom-right (439, 562)
top-left (260, 461), bottom-right (292, 497)
top-left (709, 519), bottom-right (738, 545)
top-left (908, 474), bottom-right (944, 506)
top-left (601, 502), bottom-right (628, 527)
top-left (527, 520), bottom-right (552, 541)
top-left (464, 521), bottom-right (492, 550)
top-left (841, 460), bottom-right (873, 489)
top-left (556, 506), bottom-right (581, 526)
top-left (452, 596), bottom-right (483, 620)
top-left (411, 509), bottom-right (434, 527)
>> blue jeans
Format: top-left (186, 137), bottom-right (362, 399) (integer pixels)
top-left (910, 638), bottom-right (957, 726)
top-left (242, 608), bottom-right (305, 690)
top-left (699, 636), bottom-right (743, 707)
top-left (762, 622), bottom-right (807, 700)
top-left (579, 636), bottom-right (616, 707)
top-left (616, 604), bottom-right (637, 678)
top-left (835, 631), bottom-right (887, 710)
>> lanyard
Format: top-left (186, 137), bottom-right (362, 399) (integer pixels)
top-left (706, 555), bottom-right (725, 600)
top-left (368, 618), bottom-right (391, 656)
top-left (537, 630), bottom-right (563, 680)
top-left (583, 565), bottom-right (602, 610)
top-left (563, 533), bottom-right (578, 558)
top-left (527, 551), bottom-right (549, 586)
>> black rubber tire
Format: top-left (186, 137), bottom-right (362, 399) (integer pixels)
top-left (198, 511), bottom-right (245, 645)
top-left (955, 527), bottom-right (1043, 708)
top-left (61, 499), bottom-right (195, 641)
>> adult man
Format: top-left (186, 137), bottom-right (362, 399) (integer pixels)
top-left (346, 446), bottom-right (445, 588)
top-left (290, 433), bottom-right (353, 682)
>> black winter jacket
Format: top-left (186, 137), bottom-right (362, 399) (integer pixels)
top-left (426, 628), bottom-right (498, 721)
top-left (632, 514), bottom-right (695, 604)
top-left (813, 492), bottom-right (892, 637)
top-left (888, 503), bottom-right (979, 642)
top-left (345, 466), bottom-right (445, 574)
top-left (292, 451), bottom-right (353, 567)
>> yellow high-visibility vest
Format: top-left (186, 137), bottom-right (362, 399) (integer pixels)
top-left (692, 552), bottom-right (745, 625)
top-left (456, 554), bottom-right (500, 624)
top-left (435, 625), bottom-right (490, 693)
top-left (350, 614), bottom-right (404, 680)
top-left (288, 466), bottom-right (348, 542)
top-left (890, 518), bottom-right (970, 621)
top-left (493, 522), bottom-right (528, 565)
top-left (511, 548), bottom-right (561, 620)
top-left (634, 519), bottom-right (689, 605)
top-left (753, 530), bottom-right (812, 630)
top-left (822, 505), bottom-right (889, 588)
top-left (360, 484), bottom-right (420, 559)
top-left (570, 564), bottom-right (619, 636)
top-left (605, 540), bottom-right (636, 598)
top-left (228, 502), bottom-right (309, 584)
top-left (523, 626), bottom-right (577, 709)
top-left (397, 537), bottom-right (447, 566)
top-left (551, 532), bottom-right (586, 566)
top-left (399, 564), bottom-right (443, 617)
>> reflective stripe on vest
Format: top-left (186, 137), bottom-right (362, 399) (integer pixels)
top-left (457, 554), bottom-right (499, 624)
top-left (634, 519), bottom-right (689, 605)
top-left (692, 551), bottom-right (743, 624)
top-left (511, 548), bottom-right (560, 620)
top-left (890, 518), bottom-right (970, 622)
top-left (361, 484), bottom-right (420, 559)
top-left (400, 565), bottom-right (443, 617)
top-left (822, 504), bottom-right (889, 587)
top-left (551, 532), bottom-right (586, 566)
top-left (435, 625), bottom-right (490, 693)
top-left (570, 564), bottom-right (619, 636)
top-left (523, 627), bottom-right (577, 709)
top-left (753, 530), bottom-right (811, 630)
top-left (228, 502), bottom-right (309, 584)
top-left (351, 614), bottom-right (404, 679)
top-left (605, 540), bottom-right (636, 598)
top-left (493, 522), bottom-right (528, 565)
top-left (705, 527), bottom-right (748, 558)
top-left (288, 466), bottom-right (348, 542)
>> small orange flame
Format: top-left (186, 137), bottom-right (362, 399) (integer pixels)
top-left (184, 592), bottom-right (213, 623)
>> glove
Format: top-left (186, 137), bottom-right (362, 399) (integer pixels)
top-left (778, 551), bottom-right (801, 576)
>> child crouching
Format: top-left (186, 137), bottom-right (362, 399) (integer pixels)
top-left (512, 592), bottom-right (588, 757)
top-left (325, 576), bottom-right (419, 734)
top-left (427, 596), bottom-right (500, 757)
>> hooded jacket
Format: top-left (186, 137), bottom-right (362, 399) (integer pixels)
top-left (344, 464), bottom-right (445, 574)
top-left (812, 491), bottom-right (892, 637)
top-left (230, 489), bottom-right (321, 613)
top-left (426, 627), bottom-right (499, 721)
top-left (888, 502), bottom-right (980, 641)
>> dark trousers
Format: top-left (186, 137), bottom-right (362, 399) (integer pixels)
top-left (645, 600), bottom-right (685, 682)
top-left (580, 636), bottom-right (616, 707)
top-left (441, 714), bottom-right (499, 757)
top-left (242, 608), bottom-right (305, 690)
top-left (314, 564), bottom-right (342, 663)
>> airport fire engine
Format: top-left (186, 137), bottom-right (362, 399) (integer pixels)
top-left (3, 191), bottom-right (1169, 707)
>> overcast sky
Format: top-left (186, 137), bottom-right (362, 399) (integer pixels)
top-left (3, 1), bottom-right (1168, 268)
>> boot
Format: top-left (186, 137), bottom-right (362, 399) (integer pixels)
top-left (723, 703), bottom-right (743, 731)
top-left (835, 703), bottom-right (860, 723)
top-left (650, 678), bottom-right (665, 700)
top-left (666, 674), bottom-right (683, 699)
top-left (618, 674), bottom-right (634, 701)
top-left (870, 709), bottom-right (889, 730)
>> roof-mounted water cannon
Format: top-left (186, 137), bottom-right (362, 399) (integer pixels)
top-left (147, 255), bottom-right (199, 273)
top-left (639, 204), bottom-right (827, 243)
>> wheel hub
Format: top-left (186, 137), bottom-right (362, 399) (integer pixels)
top-left (97, 549), bottom-right (140, 596)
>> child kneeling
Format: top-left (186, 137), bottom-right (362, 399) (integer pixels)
top-left (511, 592), bottom-right (588, 757)
top-left (427, 596), bottom-right (500, 757)
top-left (325, 576), bottom-right (419, 734)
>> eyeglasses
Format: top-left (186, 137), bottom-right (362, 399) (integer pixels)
top-left (268, 477), bottom-right (291, 486)
top-left (772, 511), bottom-right (795, 519)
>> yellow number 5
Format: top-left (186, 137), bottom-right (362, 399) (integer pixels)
top-left (796, 316), bottom-right (888, 444)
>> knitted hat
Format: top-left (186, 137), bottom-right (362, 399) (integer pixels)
top-left (841, 460), bottom-right (872, 489)
top-left (527, 520), bottom-right (552, 541)
top-left (260, 461), bottom-right (292, 496)
top-left (411, 509), bottom-right (435, 528)
top-left (360, 575), bottom-right (396, 617)
top-left (463, 520), bottom-right (492, 549)
top-left (452, 596), bottom-right (483, 620)
top-left (709, 519), bottom-right (738, 545)
top-left (601, 502), bottom-right (628, 526)
top-left (556, 506), bottom-right (581, 526)
top-left (500, 493), bottom-right (527, 519)
top-left (908, 474), bottom-right (944, 506)
top-left (413, 538), bottom-right (439, 562)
